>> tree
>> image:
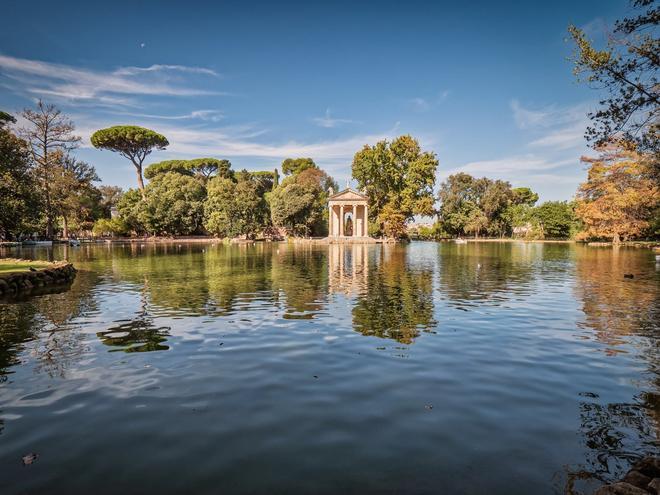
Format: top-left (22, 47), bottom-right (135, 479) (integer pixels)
top-left (144, 158), bottom-right (232, 181)
top-left (0, 111), bottom-right (40, 240)
top-left (480, 179), bottom-right (513, 236)
top-left (98, 185), bottom-right (124, 218)
top-left (511, 187), bottom-right (539, 207)
top-left (116, 189), bottom-right (145, 235)
top-left (20, 101), bottom-right (81, 238)
top-left (204, 173), bottom-right (270, 238)
top-left (138, 172), bottom-right (206, 235)
top-left (352, 135), bottom-right (438, 238)
top-left (576, 144), bottom-right (658, 242)
top-left (281, 158), bottom-right (316, 176)
top-left (270, 166), bottom-right (338, 236)
top-left (52, 155), bottom-right (101, 237)
top-left (92, 217), bottom-right (128, 237)
top-left (568, 1), bottom-right (659, 154)
top-left (534, 201), bottom-right (578, 239)
top-left (438, 173), bottom-right (514, 237)
top-left (91, 126), bottom-right (168, 197)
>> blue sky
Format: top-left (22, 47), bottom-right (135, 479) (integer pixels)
top-left (0, 0), bottom-right (627, 200)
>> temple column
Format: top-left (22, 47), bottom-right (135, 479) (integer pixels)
top-left (328, 205), bottom-right (333, 237)
top-left (363, 205), bottom-right (368, 236)
top-left (352, 204), bottom-right (357, 237)
top-left (339, 205), bottom-right (344, 237)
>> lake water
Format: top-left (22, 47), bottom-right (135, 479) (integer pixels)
top-left (0, 242), bottom-right (658, 494)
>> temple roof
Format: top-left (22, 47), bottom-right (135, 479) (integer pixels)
top-left (328, 188), bottom-right (368, 202)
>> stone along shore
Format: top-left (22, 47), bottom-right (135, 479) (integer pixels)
top-left (0, 260), bottom-right (77, 298)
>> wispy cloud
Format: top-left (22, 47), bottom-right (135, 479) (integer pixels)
top-left (108, 109), bottom-right (225, 122)
top-left (312, 108), bottom-right (355, 128)
top-left (407, 90), bottom-right (450, 112)
top-left (442, 100), bottom-right (592, 200)
top-left (114, 64), bottom-right (220, 78)
top-left (510, 99), bottom-right (591, 150)
top-left (76, 114), bottom-right (401, 180)
top-left (0, 54), bottom-right (225, 106)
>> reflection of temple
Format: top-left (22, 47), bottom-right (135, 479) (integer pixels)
top-left (328, 243), bottom-right (369, 295)
top-left (327, 188), bottom-right (370, 239)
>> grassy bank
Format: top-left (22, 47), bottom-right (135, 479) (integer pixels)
top-left (0, 259), bottom-right (53, 274)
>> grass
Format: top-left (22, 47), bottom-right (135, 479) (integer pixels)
top-left (0, 259), bottom-right (52, 274)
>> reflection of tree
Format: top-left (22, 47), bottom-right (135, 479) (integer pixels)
top-left (574, 246), bottom-right (659, 345)
top-left (206, 243), bottom-right (271, 315)
top-left (97, 288), bottom-right (170, 353)
top-left (437, 242), bottom-right (541, 307)
top-left (0, 304), bottom-right (39, 382)
top-left (271, 244), bottom-right (328, 319)
top-left (97, 319), bottom-right (170, 353)
top-left (352, 245), bottom-right (435, 344)
top-left (563, 246), bottom-right (660, 493)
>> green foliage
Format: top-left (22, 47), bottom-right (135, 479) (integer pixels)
top-left (438, 173), bottom-right (513, 237)
top-left (92, 217), bottom-right (129, 237)
top-left (534, 201), bottom-right (578, 239)
top-left (438, 173), bottom-right (556, 238)
top-left (568, 1), bottom-right (659, 153)
top-left (352, 135), bottom-right (438, 238)
top-left (145, 158), bottom-right (232, 181)
top-left (281, 158), bottom-right (316, 176)
top-left (0, 123), bottom-right (40, 239)
top-left (511, 187), bottom-right (539, 207)
top-left (204, 175), bottom-right (270, 238)
top-left (91, 126), bottom-right (169, 193)
top-left (270, 166), bottom-right (337, 237)
top-left (116, 188), bottom-right (146, 235)
top-left (137, 172), bottom-right (206, 235)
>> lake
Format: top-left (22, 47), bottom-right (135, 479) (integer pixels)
top-left (0, 241), bottom-right (658, 494)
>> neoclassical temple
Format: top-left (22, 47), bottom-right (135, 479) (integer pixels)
top-left (327, 188), bottom-right (369, 238)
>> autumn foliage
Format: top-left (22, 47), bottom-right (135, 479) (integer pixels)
top-left (576, 144), bottom-right (659, 243)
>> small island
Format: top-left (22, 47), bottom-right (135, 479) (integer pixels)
top-left (0, 258), bottom-right (76, 298)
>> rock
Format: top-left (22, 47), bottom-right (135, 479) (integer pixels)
top-left (632, 457), bottom-right (660, 478)
top-left (648, 478), bottom-right (660, 494)
top-left (594, 482), bottom-right (649, 494)
top-left (622, 470), bottom-right (652, 489)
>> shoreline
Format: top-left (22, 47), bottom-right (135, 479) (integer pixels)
top-left (0, 259), bottom-right (77, 299)
top-left (2, 236), bottom-right (659, 249)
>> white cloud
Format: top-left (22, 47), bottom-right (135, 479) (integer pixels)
top-left (312, 108), bottom-right (355, 128)
top-left (408, 97), bottom-right (430, 112)
top-left (0, 54), bottom-right (225, 106)
top-left (114, 64), bottom-right (220, 78)
top-left (440, 99), bottom-right (594, 200)
top-left (108, 109), bottom-right (225, 122)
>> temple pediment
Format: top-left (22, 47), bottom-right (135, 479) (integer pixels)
top-left (328, 188), bottom-right (368, 202)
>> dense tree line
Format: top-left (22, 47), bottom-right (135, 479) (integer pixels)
top-left (1, 101), bottom-right (656, 243)
top-left (433, 174), bottom-right (579, 239)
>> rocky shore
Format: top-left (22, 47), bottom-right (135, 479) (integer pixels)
top-left (595, 457), bottom-right (660, 494)
top-left (0, 260), bottom-right (77, 298)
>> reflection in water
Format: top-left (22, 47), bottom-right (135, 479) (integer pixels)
top-left (0, 242), bottom-right (656, 495)
top-left (97, 320), bottom-right (170, 353)
top-left (563, 247), bottom-right (660, 492)
top-left (348, 244), bottom-right (436, 344)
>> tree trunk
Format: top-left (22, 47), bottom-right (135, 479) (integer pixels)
top-left (62, 216), bottom-right (68, 239)
top-left (613, 232), bottom-right (621, 245)
top-left (135, 163), bottom-right (146, 199)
